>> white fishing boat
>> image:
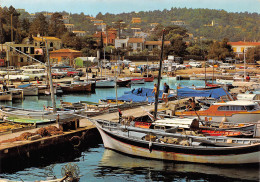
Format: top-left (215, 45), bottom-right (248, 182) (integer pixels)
top-left (89, 119), bottom-right (260, 164)
top-left (216, 79), bottom-right (234, 85)
top-left (0, 91), bottom-right (12, 101)
top-left (96, 78), bottom-right (116, 88)
top-left (131, 78), bottom-right (145, 84)
top-left (9, 88), bottom-right (24, 100)
top-left (17, 84), bottom-right (39, 96)
top-left (0, 106), bottom-right (82, 120)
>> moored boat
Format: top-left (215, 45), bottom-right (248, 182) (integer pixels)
top-left (0, 106), bottom-right (80, 120)
top-left (142, 76), bottom-right (154, 82)
top-left (131, 78), bottom-right (145, 84)
top-left (0, 91), bottom-right (12, 101)
top-left (89, 119), bottom-right (260, 164)
top-left (175, 100), bottom-right (260, 123)
top-left (17, 84), bottom-right (39, 96)
top-left (9, 89), bottom-right (23, 100)
top-left (96, 79), bottom-right (116, 88)
top-left (60, 83), bottom-right (91, 93)
top-left (117, 78), bottom-right (131, 87)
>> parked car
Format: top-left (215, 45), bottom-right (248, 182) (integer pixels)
top-left (4, 74), bottom-right (30, 82)
top-left (66, 68), bottom-right (84, 77)
top-left (51, 69), bottom-right (67, 79)
top-left (129, 66), bottom-right (141, 73)
top-left (122, 59), bottom-right (132, 66)
top-left (129, 63), bottom-right (136, 67)
top-left (189, 61), bottom-right (202, 68)
top-left (148, 64), bottom-right (159, 71)
top-left (103, 62), bottom-right (112, 69)
top-left (172, 63), bottom-right (186, 70)
top-left (22, 69), bottom-right (47, 80)
top-left (219, 63), bottom-right (236, 70)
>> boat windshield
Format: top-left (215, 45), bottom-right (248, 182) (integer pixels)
top-left (245, 104), bottom-right (259, 111)
top-left (218, 104), bottom-right (259, 111)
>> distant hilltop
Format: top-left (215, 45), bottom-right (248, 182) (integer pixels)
top-left (16, 7), bottom-right (260, 42)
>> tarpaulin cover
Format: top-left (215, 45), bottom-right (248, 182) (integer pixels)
top-left (124, 88), bottom-right (163, 97)
top-left (177, 87), bottom-right (229, 99)
top-left (17, 83), bottom-right (32, 88)
top-left (106, 88), bottom-right (173, 103)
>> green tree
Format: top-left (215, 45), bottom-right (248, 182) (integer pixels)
top-left (48, 13), bottom-right (66, 38)
top-left (246, 46), bottom-right (260, 63)
top-left (207, 38), bottom-right (234, 60)
top-left (186, 44), bottom-right (201, 56)
top-left (29, 13), bottom-right (48, 36)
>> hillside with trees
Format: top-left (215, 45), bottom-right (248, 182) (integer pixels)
top-left (0, 6), bottom-right (259, 62)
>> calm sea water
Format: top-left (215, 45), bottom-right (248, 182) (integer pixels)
top-left (1, 79), bottom-right (259, 181)
top-left (1, 145), bottom-right (259, 181)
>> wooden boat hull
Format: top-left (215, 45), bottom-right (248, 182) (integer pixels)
top-left (22, 87), bottom-right (39, 96)
top-left (131, 79), bottom-right (145, 84)
top-left (93, 120), bottom-right (260, 164)
top-left (96, 80), bottom-right (116, 88)
top-left (61, 84), bottom-right (91, 93)
top-left (0, 106), bottom-right (80, 120)
top-left (0, 92), bottom-right (12, 101)
top-left (117, 79), bottom-right (131, 87)
top-left (143, 77), bottom-right (154, 82)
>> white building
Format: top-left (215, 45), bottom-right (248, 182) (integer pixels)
top-left (115, 38), bottom-right (129, 49)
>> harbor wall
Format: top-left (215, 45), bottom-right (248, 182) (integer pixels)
top-left (0, 127), bottom-right (101, 173)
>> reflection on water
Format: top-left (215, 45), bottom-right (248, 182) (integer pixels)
top-left (1, 145), bottom-right (259, 182)
top-left (99, 149), bottom-right (260, 182)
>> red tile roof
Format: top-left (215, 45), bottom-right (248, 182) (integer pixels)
top-left (145, 41), bottom-right (171, 45)
top-left (128, 38), bottom-right (144, 43)
top-left (50, 49), bottom-right (81, 53)
top-left (228, 41), bottom-right (260, 46)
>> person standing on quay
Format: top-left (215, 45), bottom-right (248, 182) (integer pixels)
top-left (2, 80), bottom-right (8, 91)
top-left (152, 83), bottom-right (157, 96)
top-left (246, 74), bottom-right (250, 82)
top-left (162, 82), bottom-right (169, 106)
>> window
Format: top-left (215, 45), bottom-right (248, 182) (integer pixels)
top-left (218, 106), bottom-right (229, 111)
top-left (230, 106), bottom-right (245, 111)
top-left (137, 43), bottom-right (140, 47)
top-left (245, 105), bottom-right (256, 111)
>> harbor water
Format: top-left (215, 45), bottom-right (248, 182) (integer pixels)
top-left (1, 79), bottom-right (259, 181)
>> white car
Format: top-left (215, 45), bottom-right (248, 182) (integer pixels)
top-left (4, 74), bottom-right (30, 81)
top-left (23, 69), bottom-right (47, 80)
top-left (219, 63), bottom-right (236, 70)
top-left (172, 63), bottom-right (186, 70)
top-left (129, 63), bottom-right (136, 67)
top-left (129, 67), bottom-right (138, 73)
top-left (189, 62), bottom-right (202, 68)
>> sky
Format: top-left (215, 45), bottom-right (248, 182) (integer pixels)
top-left (1, 0), bottom-right (260, 16)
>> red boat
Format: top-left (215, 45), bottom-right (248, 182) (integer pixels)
top-left (142, 76), bottom-right (154, 82)
top-left (135, 121), bottom-right (152, 128)
top-left (199, 129), bottom-right (253, 137)
top-left (205, 83), bottom-right (221, 88)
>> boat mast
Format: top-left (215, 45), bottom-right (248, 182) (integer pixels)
top-left (100, 32), bottom-right (103, 79)
top-left (115, 58), bottom-right (118, 107)
top-left (147, 58), bottom-right (148, 77)
top-left (154, 29), bottom-right (165, 119)
top-left (204, 54), bottom-right (206, 87)
top-left (243, 50), bottom-right (246, 81)
top-left (45, 40), bottom-right (57, 113)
